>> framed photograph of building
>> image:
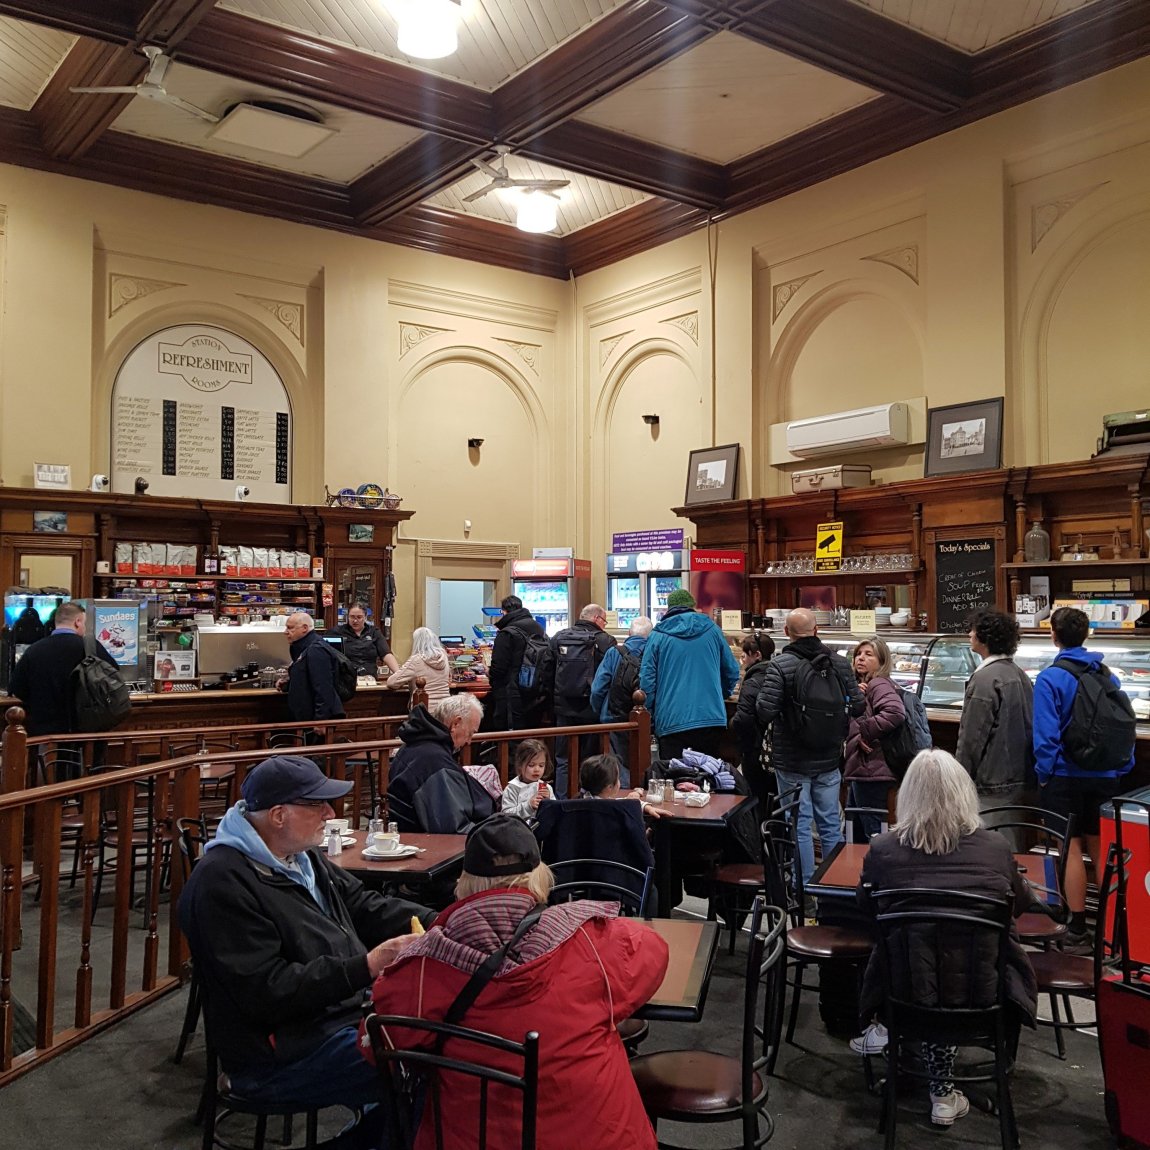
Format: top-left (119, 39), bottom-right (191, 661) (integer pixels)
top-left (924, 398), bottom-right (1004, 477)
top-left (348, 523), bottom-right (374, 543)
top-left (684, 443), bottom-right (740, 506)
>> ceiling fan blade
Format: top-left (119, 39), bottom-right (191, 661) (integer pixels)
top-left (144, 49), bottom-right (171, 86)
top-left (471, 157), bottom-right (504, 180)
top-left (504, 178), bottom-right (569, 192)
top-left (162, 94), bottom-right (220, 123)
top-left (69, 85), bottom-right (140, 95)
top-left (461, 186), bottom-right (494, 203)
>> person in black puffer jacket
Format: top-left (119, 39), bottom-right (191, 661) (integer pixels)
top-left (487, 595), bottom-right (547, 730)
top-left (729, 631), bottom-right (776, 802)
top-left (755, 608), bottom-right (863, 881)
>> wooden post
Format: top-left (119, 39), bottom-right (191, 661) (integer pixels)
top-left (2, 707), bottom-right (27, 797)
top-left (628, 690), bottom-right (651, 786)
top-left (412, 676), bottom-right (428, 711)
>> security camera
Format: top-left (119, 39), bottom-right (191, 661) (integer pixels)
top-left (90, 474), bottom-right (109, 492)
top-left (467, 438), bottom-right (484, 449)
top-left (134, 476), bottom-right (149, 495)
top-left (235, 485), bottom-right (250, 502)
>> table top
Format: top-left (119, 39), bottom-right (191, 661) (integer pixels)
top-left (808, 841), bottom-right (1059, 904)
top-left (327, 830), bottom-right (466, 881)
top-left (633, 917), bottom-right (718, 1022)
top-left (647, 793), bottom-right (752, 826)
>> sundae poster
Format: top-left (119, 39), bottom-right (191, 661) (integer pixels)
top-left (91, 602), bottom-right (141, 667)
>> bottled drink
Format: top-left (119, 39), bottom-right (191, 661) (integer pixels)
top-left (1023, 522), bottom-right (1051, 563)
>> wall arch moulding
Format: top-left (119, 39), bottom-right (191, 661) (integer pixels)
top-left (591, 337), bottom-right (703, 564)
top-left (1016, 197), bottom-right (1150, 465)
top-left (393, 343), bottom-right (551, 541)
top-left (91, 299), bottom-right (321, 500)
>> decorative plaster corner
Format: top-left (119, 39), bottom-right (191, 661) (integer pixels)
top-left (240, 295), bottom-right (304, 344)
top-left (108, 273), bottom-right (184, 317)
top-left (399, 322), bottom-right (451, 357)
top-left (663, 311), bottom-right (699, 343)
top-left (599, 332), bottom-right (628, 367)
top-left (494, 338), bottom-right (541, 373)
top-left (1030, 183), bottom-right (1109, 251)
top-left (771, 273), bottom-right (820, 321)
top-left (861, 244), bottom-right (919, 283)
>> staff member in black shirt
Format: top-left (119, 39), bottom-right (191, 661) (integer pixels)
top-left (334, 603), bottom-right (399, 676)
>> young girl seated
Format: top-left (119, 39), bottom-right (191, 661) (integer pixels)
top-left (501, 738), bottom-right (556, 819)
top-left (579, 754), bottom-right (664, 818)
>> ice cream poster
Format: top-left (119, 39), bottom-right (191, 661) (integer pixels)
top-left (92, 603), bottom-right (140, 667)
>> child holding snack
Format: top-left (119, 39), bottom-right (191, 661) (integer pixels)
top-left (501, 738), bottom-right (556, 819)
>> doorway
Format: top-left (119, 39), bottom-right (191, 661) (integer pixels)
top-left (425, 578), bottom-right (497, 639)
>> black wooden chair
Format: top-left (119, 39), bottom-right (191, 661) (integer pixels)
top-left (630, 897), bottom-right (786, 1150)
top-left (548, 859), bottom-right (654, 918)
top-left (868, 886), bottom-right (1020, 1149)
top-left (172, 815), bottom-right (209, 1068)
top-left (365, 1014), bottom-right (540, 1150)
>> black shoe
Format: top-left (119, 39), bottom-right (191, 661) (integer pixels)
top-left (1061, 929), bottom-right (1093, 956)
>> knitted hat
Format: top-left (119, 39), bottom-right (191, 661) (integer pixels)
top-left (666, 589), bottom-right (696, 609)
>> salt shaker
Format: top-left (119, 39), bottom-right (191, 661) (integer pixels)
top-left (326, 829), bottom-right (343, 857)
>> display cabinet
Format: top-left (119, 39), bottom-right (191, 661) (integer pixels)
top-left (819, 631), bottom-right (933, 697)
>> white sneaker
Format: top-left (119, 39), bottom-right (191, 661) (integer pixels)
top-left (930, 1090), bottom-right (970, 1127)
top-left (849, 1022), bottom-right (888, 1055)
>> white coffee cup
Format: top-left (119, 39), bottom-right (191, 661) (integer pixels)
top-left (370, 832), bottom-right (401, 854)
top-left (325, 818), bottom-right (350, 836)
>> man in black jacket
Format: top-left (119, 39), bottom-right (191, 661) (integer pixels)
top-left (387, 695), bottom-right (495, 832)
top-left (283, 611), bottom-right (345, 723)
top-left (755, 608), bottom-right (863, 881)
top-left (487, 595), bottom-right (546, 730)
top-left (178, 756), bottom-right (432, 1136)
top-left (9, 601), bottom-right (118, 738)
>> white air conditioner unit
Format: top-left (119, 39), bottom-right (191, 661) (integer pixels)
top-left (785, 402), bottom-right (910, 458)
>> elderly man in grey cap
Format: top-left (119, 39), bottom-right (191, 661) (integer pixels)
top-left (178, 756), bottom-right (433, 1144)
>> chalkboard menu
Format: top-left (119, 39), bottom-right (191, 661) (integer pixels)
top-left (934, 537), bottom-right (997, 632)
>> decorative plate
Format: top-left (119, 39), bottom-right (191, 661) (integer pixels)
top-left (337, 487), bottom-right (358, 507)
top-left (362, 843), bottom-right (420, 860)
top-left (357, 483), bottom-right (385, 509)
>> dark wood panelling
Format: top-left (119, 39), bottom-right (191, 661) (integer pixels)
top-left (0, 1), bottom-right (138, 42)
top-left (350, 137), bottom-right (485, 227)
top-left (494, 2), bottom-right (713, 143)
top-left (520, 121), bottom-right (728, 211)
top-left (563, 198), bottom-right (711, 277)
top-left (135, 0), bottom-right (220, 45)
top-left (178, 9), bottom-right (494, 145)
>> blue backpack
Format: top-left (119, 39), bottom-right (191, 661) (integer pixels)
top-left (880, 685), bottom-right (932, 779)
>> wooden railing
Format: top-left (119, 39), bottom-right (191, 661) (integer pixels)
top-left (0, 698), bottom-right (650, 1086)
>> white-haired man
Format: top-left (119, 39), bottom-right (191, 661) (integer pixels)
top-left (388, 693), bottom-right (496, 833)
top-left (283, 611), bottom-right (345, 723)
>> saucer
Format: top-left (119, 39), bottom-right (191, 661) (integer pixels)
top-left (341, 835), bottom-right (357, 847)
top-left (362, 844), bottom-right (419, 860)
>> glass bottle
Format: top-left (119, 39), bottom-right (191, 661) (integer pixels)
top-left (1023, 521), bottom-right (1051, 563)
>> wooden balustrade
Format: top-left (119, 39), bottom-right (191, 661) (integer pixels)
top-left (0, 693), bottom-right (651, 1085)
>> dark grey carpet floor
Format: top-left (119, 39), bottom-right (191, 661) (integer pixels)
top-left (3, 900), bottom-right (1114, 1150)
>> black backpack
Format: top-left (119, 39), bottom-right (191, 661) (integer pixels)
top-left (606, 647), bottom-right (643, 719)
top-left (326, 644), bottom-right (358, 703)
top-left (516, 631), bottom-right (551, 695)
top-left (787, 652), bottom-right (850, 752)
top-left (72, 636), bottom-right (131, 732)
top-left (1053, 657), bottom-right (1136, 773)
top-left (880, 686), bottom-right (933, 780)
top-left (553, 629), bottom-right (601, 703)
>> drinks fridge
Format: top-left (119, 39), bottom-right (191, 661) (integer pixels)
top-left (605, 550), bottom-right (689, 625)
top-left (511, 558), bottom-right (592, 637)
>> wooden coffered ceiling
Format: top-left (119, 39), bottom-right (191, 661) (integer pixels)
top-left (0, 1), bottom-right (1147, 279)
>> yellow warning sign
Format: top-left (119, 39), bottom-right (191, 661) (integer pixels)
top-left (815, 521), bottom-right (844, 572)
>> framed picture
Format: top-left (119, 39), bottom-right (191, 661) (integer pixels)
top-left (32, 510), bottom-right (68, 533)
top-left (18, 567), bottom-right (30, 585)
top-left (684, 443), bottom-right (740, 506)
top-left (154, 650), bottom-right (196, 680)
top-left (924, 398), bottom-right (1004, 478)
top-left (348, 523), bottom-right (374, 543)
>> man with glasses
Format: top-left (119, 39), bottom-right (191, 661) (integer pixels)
top-left (179, 756), bottom-right (432, 1144)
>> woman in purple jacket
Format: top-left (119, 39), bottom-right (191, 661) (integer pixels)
top-left (843, 636), bottom-right (905, 840)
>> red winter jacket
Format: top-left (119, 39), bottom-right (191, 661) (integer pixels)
top-left (843, 675), bottom-right (905, 783)
top-left (363, 888), bottom-right (667, 1150)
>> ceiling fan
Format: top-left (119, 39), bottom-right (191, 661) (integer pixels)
top-left (462, 145), bottom-right (569, 203)
top-left (69, 45), bottom-right (220, 124)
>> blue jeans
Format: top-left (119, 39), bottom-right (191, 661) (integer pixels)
top-left (229, 1025), bottom-right (383, 1112)
top-left (775, 768), bottom-right (843, 883)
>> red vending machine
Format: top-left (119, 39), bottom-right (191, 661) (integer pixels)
top-left (1100, 787), bottom-right (1150, 966)
top-left (510, 558), bottom-right (592, 637)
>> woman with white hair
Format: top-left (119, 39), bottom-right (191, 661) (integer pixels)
top-left (853, 749), bottom-right (1037, 1128)
top-left (363, 814), bottom-right (668, 1150)
top-left (386, 626), bottom-right (451, 704)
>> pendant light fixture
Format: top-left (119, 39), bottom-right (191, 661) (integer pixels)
top-left (394, 0), bottom-right (463, 61)
top-left (515, 189), bottom-right (560, 234)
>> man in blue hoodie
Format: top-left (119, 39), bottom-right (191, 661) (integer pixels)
top-left (1034, 606), bottom-right (1135, 954)
top-left (179, 756), bottom-right (432, 1141)
top-left (590, 615), bottom-right (652, 785)
top-left (639, 589), bottom-right (741, 762)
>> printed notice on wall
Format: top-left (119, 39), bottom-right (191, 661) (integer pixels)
top-left (111, 325), bottom-right (291, 502)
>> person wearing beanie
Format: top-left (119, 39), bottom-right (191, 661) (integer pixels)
top-left (178, 755), bottom-right (433, 1139)
top-left (638, 588), bottom-right (741, 760)
top-left (363, 814), bottom-right (668, 1150)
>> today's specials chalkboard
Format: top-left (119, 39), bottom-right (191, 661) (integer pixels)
top-left (934, 537), bottom-right (997, 632)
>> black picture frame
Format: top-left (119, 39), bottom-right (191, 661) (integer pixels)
top-left (684, 443), bottom-right (740, 506)
top-left (924, 398), bottom-right (1004, 478)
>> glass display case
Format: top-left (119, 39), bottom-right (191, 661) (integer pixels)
top-left (818, 632), bottom-right (934, 697)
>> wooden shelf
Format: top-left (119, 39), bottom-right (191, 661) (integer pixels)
top-left (1003, 560), bottom-right (1150, 570)
top-left (96, 573), bottom-right (323, 582)
top-left (750, 565), bottom-right (920, 580)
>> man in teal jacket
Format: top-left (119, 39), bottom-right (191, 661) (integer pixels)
top-left (639, 589), bottom-right (741, 761)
